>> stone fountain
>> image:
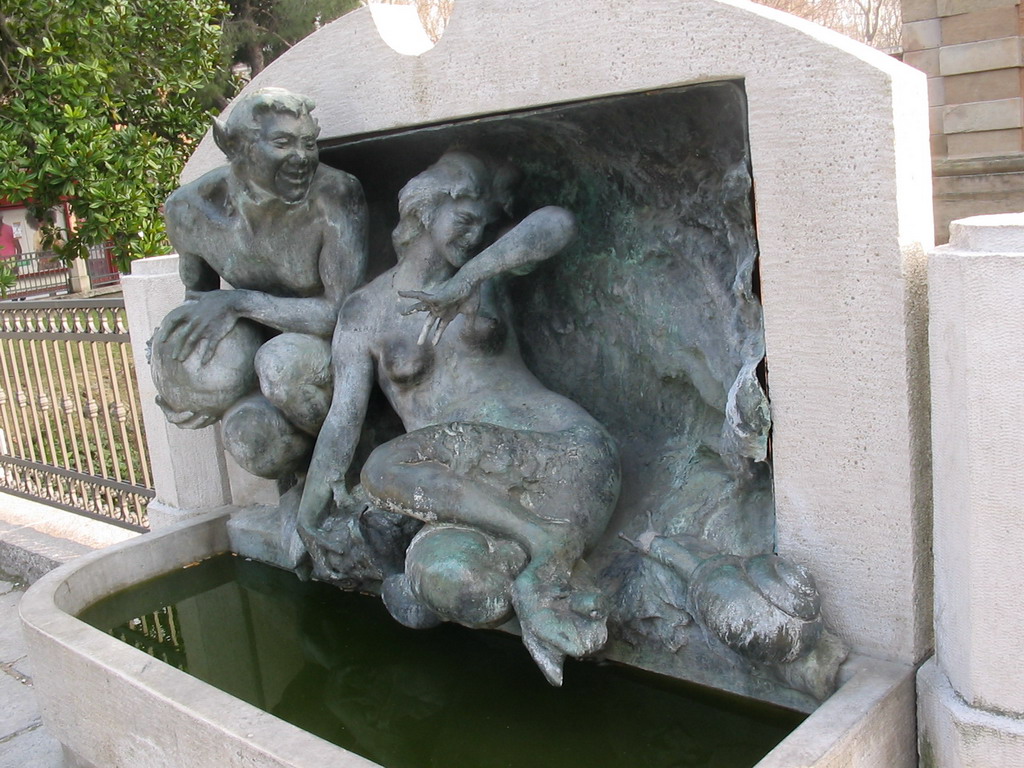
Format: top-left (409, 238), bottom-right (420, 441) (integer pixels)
top-left (20, 1), bottom-right (935, 765)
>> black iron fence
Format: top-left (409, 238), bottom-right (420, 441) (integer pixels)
top-left (0, 299), bottom-right (153, 530)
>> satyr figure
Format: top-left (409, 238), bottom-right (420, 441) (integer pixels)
top-left (297, 151), bottom-right (621, 684)
top-left (151, 87), bottom-right (367, 480)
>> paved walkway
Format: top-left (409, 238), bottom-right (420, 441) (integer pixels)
top-left (0, 493), bottom-right (138, 766)
top-left (0, 570), bottom-right (64, 768)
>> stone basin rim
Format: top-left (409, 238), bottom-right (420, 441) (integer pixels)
top-left (19, 510), bottom-right (914, 768)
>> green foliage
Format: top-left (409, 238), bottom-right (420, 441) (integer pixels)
top-left (0, 262), bottom-right (15, 296)
top-left (0, 0), bottom-right (229, 270)
top-left (222, 0), bottom-right (360, 76)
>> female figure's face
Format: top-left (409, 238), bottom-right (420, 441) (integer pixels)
top-left (428, 196), bottom-right (490, 268)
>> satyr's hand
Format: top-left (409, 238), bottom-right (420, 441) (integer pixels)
top-left (399, 277), bottom-right (479, 346)
top-left (155, 395), bottom-right (220, 430)
top-left (161, 291), bottom-right (241, 364)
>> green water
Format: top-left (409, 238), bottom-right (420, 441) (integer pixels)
top-left (80, 555), bottom-right (803, 768)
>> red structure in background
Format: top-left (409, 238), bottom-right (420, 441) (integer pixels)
top-left (0, 197), bottom-right (120, 299)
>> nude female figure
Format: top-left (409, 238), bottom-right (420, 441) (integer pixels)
top-left (297, 151), bottom-right (620, 684)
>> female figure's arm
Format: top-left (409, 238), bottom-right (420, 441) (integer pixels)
top-left (459, 206), bottom-right (577, 283)
top-left (297, 315), bottom-right (375, 533)
top-left (400, 206), bottom-right (577, 344)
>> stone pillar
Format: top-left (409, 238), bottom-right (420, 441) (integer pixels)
top-left (66, 257), bottom-right (91, 294)
top-left (918, 212), bottom-right (1024, 766)
top-left (121, 255), bottom-right (232, 527)
top-left (902, 0), bottom-right (1024, 242)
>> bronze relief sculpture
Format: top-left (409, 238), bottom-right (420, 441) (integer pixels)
top-left (153, 86), bottom-right (846, 703)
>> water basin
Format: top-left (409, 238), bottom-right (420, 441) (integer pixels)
top-left (19, 510), bottom-right (917, 768)
top-left (80, 553), bottom-right (803, 768)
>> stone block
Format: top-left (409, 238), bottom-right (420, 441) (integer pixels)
top-left (144, 499), bottom-right (230, 529)
top-left (0, 582), bottom-right (25, 653)
top-left (943, 67), bottom-right (1021, 105)
top-left (225, 453), bottom-right (278, 507)
top-left (933, 177), bottom-right (1024, 243)
top-left (918, 658), bottom-right (1024, 768)
top-left (714, 658), bottom-right (919, 768)
top-left (941, 5), bottom-right (1021, 46)
top-left (933, 168), bottom-right (1024, 241)
top-left (933, 166), bottom-right (1024, 199)
top-left (905, 46), bottom-right (942, 76)
top-left (0, 721), bottom-right (66, 768)
top-left (946, 127), bottom-right (1023, 156)
top-left (0, 674), bottom-right (44, 748)
top-left (943, 97), bottom-right (1023, 132)
top-left (66, 258), bottom-right (91, 295)
top-left (938, 0), bottom-right (1019, 17)
top-left (904, 0), bottom-right (939, 22)
top-left (930, 104), bottom-right (946, 132)
top-left (904, 18), bottom-right (943, 51)
top-left (931, 131), bottom-right (949, 159)
top-left (929, 214), bottom-right (1024, 714)
top-left (949, 209), bottom-right (1024, 250)
top-left (121, 255), bottom-right (232, 518)
top-left (939, 37), bottom-right (1023, 76)
top-left (928, 76), bottom-right (946, 107)
top-left (226, 505), bottom-right (303, 571)
top-left (0, 493), bottom-right (137, 584)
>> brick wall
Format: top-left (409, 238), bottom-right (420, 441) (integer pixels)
top-left (902, 0), bottom-right (1024, 240)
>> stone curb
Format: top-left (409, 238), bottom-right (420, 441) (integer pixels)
top-left (0, 492), bottom-right (139, 585)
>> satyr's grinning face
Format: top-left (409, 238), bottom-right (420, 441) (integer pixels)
top-left (243, 111), bottom-right (320, 203)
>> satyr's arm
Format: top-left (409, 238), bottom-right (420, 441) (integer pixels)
top-left (161, 250), bottom-right (237, 362)
top-left (159, 191), bottom-right (232, 362)
top-left (318, 174), bottom-right (369, 317)
top-left (400, 207), bottom-right (577, 344)
top-left (179, 251), bottom-right (220, 294)
top-left (214, 176), bottom-right (369, 338)
top-left (297, 309), bottom-right (374, 533)
top-left (164, 175), bottom-right (368, 362)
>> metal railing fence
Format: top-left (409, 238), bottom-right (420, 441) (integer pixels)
top-left (3, 251), bottom-right (70, 298)
top-left (113, 606), bottom-right (186, 670)
top-left (0, 299), bottom-right (152, 530)
top-left (3, 244), bottom-right (121, 299)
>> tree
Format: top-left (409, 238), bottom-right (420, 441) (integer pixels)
top-left (755, 0), bottom-right (901, 51)
top-left (197, 0), bottom-right (362, 110)
top-left (0, 0), bottom-right (228, 275)
top-left (847, 0), bottom-right (902, 49)
top-left (414, 0), bottom-right (453, 43)
top-left (223, 1), bottom-right (361, 78)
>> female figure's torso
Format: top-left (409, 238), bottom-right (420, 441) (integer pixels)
top-left (350, 271), bottom-right (596, 436)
